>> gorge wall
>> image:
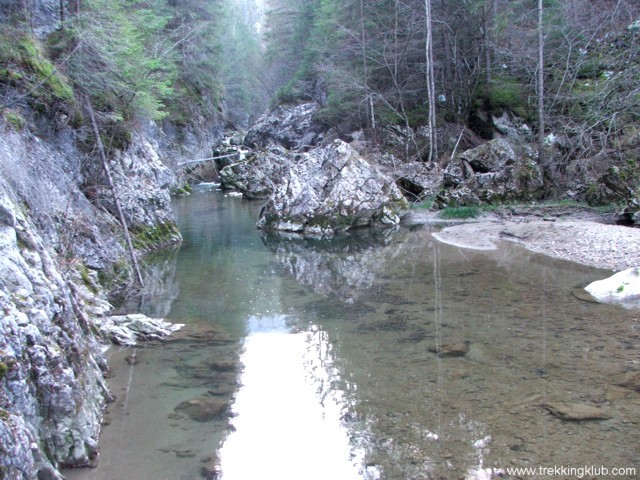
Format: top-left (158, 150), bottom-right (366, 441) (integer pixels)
top-left (0, 112), bottom-right (219, 479)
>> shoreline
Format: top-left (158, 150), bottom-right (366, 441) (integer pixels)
top-left (404, 207), bottom-right (640, 272)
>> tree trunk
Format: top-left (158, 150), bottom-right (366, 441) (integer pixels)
top-left (84, 98), bottom-right (145, 288)
top-left (359, 0), bottom-right (375, 131)
top-left (537, 0), bottom-right (545, 163)
top-left (59, 0), bottom-right (65, 28)
top-left (425, 0), bottom-right (437, 162)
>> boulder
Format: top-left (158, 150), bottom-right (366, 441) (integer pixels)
top-left (174, 397), bottom-right (229, 422)
top-left (436, 138), bottom-right (543, 207)
top-left (256, 140), bottom-right (410, 236)
top-left (428, 342), bottom-right (470, 357)
top-left (492, 112), bottom-right (533, 143)
top-left (100, 314), bottom-right (184, 346)
top-left (543, 402), bottom-right (611, 421)
top-left (585, 267), bottom-right (640, 306)
top-left (394, 161), bottom-right (443, 201)
top-left (616, 371), bottom-right (640, 391)
top-left (373, 152), bottom-right (443, 201)
top-left (219, 147), bottom-right (291, 200)
top-left (243, 103), bottom-right (323, 151)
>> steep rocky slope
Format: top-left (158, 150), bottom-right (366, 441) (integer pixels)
top-left (0, 113), bottom-right (211, 478)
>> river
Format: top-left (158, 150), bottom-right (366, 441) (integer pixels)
top-left (65, 185), bottom-right (639, 479)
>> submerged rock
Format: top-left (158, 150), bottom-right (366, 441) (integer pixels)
top-left (584, 267), bottom-right (640, 307)
top-left (257, 140), bottom-right (409, 236)
top-left (616, 371), bottom-right (640, 391)
top-left (201, 454), bottom-right (221, 479)
top-left (428, 342), bottom-right (470, 357)
top-left (174, 397), bottom-right (229, 422)
top-left (543, 402), bottom-right (611, 421)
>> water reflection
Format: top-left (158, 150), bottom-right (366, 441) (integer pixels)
top-left (122, 246), bottom-right (180, 317)
top-left (219, 314), bottom-right (371, 479)
top-left (65, 189), bottom-right (640, 480)
top-left (261, 229), bottom-right (404, 303)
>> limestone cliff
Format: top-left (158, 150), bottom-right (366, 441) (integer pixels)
top-left (0, 113), bottom-right (201, 478)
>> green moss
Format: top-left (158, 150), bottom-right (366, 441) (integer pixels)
top-left (131, 222), bottom-right (180, 250)
top-left (0, 28), bottom-right (76, 110)
top-left (0, 362), bottom-right (7, 380)
top-left (2, 110), bottom-right (26, 130)
top-left (411, 196), bottom-right (436, 210)
top-left (78, 265), bottom-right (100, 295)
top-left (97, 258), bottom-right (131, 291)
top-left (171, 183), bottom-right (193, 196)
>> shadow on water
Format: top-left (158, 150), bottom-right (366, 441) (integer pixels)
top-left (65, 187), bottom-right (640, 480)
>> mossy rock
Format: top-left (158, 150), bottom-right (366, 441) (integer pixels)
top-left (0, 28), bottom-right (76, 111)
top-left (131, 222), bottom-right (180, 250)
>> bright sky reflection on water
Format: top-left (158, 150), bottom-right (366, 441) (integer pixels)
top-left (218, 314), bottom-right (366, 480)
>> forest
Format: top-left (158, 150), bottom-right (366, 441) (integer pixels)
top-left (1, 2), bottom-right (640, 479)
top-left (1, 0), bottom-right (639, 210)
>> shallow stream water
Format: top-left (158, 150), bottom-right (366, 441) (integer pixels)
top-left (66, 186), bottom-right (640, 480)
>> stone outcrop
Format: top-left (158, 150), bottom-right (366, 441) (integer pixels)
top-left (436, 138), bottom-right (543, 207)
top-left (0, 189), bottom-right (109, 479)
top-left (99, 314), bottom-right (184, 346)
top-left (82, 131), bottom-right (182, 251)
top-left (243, 102), bottom-right (323, 151)
top-left (219, 147), bottom-right (290, 200)
top-left (0, 111), bottom-right (187, 478)
top-left (257, 140), bottom-right (410, 236)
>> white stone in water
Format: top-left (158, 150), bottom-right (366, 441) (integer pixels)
top-left (100, 313), bottom-right (183, 346)
top-left (585, 267), bottom-right (640, 306)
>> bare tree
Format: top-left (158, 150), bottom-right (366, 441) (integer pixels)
top-left (537, 0), bottom-right (545, 163)
top-left (425, 0), bottom-right (437, 162)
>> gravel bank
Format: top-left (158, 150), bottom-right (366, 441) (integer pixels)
top-left (404, 207), bottom-right (640, 272)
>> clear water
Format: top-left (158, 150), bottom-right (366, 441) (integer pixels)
top-left (65, 186), bottom-right (640, 480)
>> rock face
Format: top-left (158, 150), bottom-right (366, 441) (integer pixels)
top-left (82, 131), bottom-right (182, 251)
top-left (0, 190), bottom-right (108, 479)
top-left (243, 103), bottom-right (323, 150)
top-left (0, 112), bottom-right (188, 478)
top-left (436, 138), bottom-right (543, 207)
top-left (219, 147), bottom-right (290, 200)
top-left (257, 140), bottom-right (410, 236)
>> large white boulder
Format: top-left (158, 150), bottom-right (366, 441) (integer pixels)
top-left (257, 140), bottom-right (409, 236)
top-left (585, 267), bottom-right (640, 307)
